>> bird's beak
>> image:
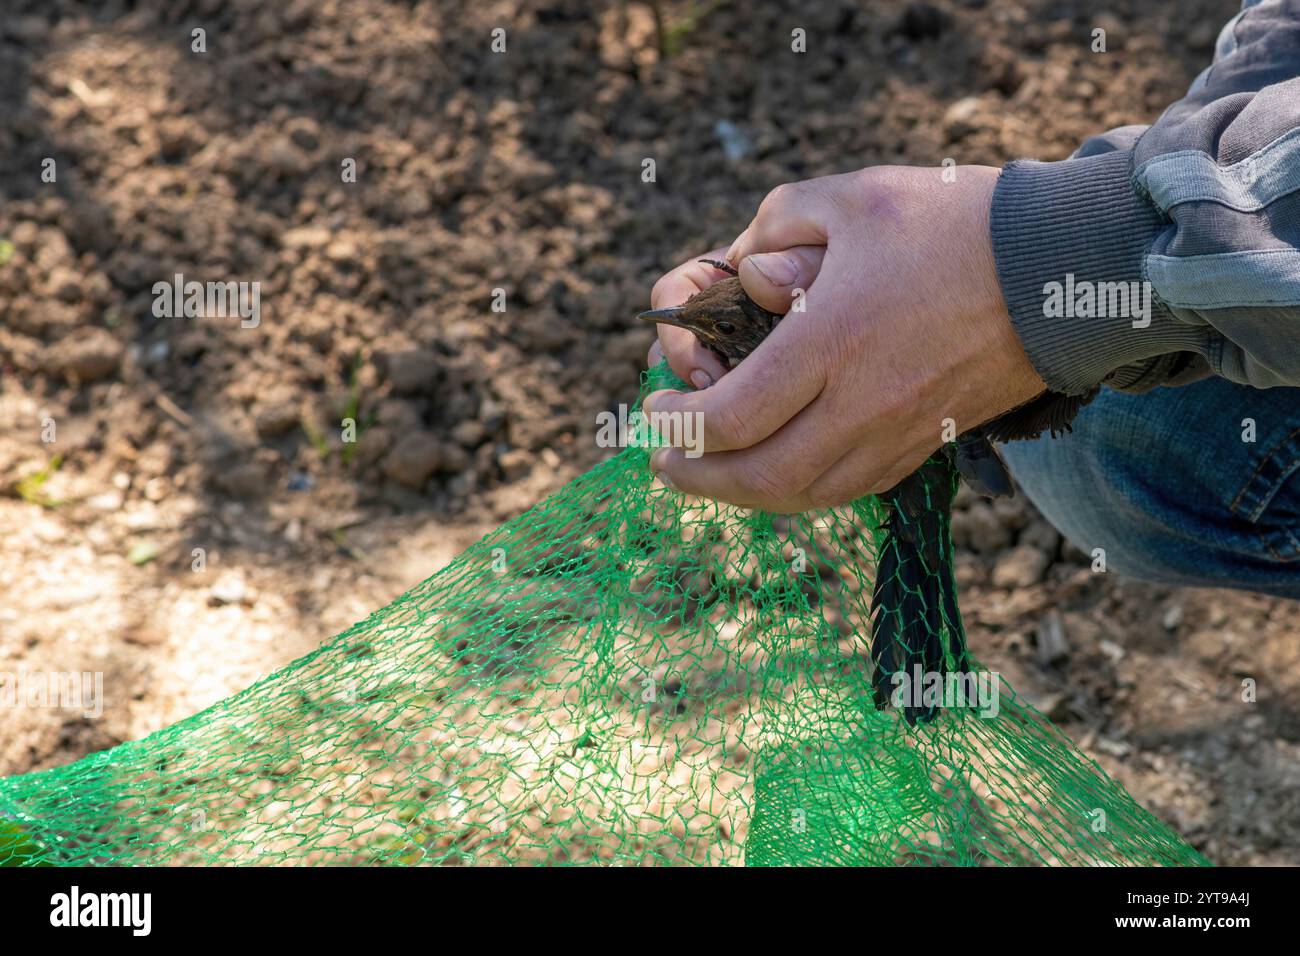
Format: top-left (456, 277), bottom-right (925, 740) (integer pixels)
top-left (637, 306), bottom-right (689, 330)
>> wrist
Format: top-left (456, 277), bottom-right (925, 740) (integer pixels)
top-left (970, 166), bottom-right (1048, 408)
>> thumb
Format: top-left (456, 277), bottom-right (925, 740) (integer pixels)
top-left (736, 246), bottom-right (826, 315)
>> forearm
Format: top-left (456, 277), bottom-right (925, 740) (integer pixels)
top-left (990, 0), bottom-right (1300, 394)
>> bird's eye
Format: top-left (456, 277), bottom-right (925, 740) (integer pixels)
top-left (715, 321), bottom-right (736, 335)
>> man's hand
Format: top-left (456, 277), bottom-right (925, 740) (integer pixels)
top-left (643, 165), bottom-right (1046, 512)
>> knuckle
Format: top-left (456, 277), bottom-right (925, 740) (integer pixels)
top-left (738, 453), bottom-right (802, 503)
top-left (758, 181), bottom-right (801, 219)
top-left (704, 401), bottom-right (754, 449)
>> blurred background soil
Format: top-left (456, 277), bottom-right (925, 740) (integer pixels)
top-left (1, 0), bottom-right (1297, 863)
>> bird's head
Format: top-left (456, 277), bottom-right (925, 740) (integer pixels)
top-left (638, 262), bottom-right (783, 367)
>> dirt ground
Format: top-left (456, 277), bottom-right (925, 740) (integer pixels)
top-left (1, 0), bottom-right (1296, 865)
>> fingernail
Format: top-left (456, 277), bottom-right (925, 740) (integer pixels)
top-left (748, 252), bottom-right (798, 286)
top-left (650, 449), bottom-right (678, 491)
top-left (690, 369), bottom-right (714, 390)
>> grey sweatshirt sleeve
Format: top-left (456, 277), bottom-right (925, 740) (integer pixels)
top-left (989, 0), bottom-right (1300, 395)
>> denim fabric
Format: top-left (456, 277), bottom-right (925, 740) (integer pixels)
top-left (1000, 377), bottom-right (1300, 599)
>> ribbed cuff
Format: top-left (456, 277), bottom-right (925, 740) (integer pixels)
top-left (990, 150), bottom-right (1209, 395)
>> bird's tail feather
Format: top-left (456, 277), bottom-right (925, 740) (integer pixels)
top-left (870, 504), bottom-right (970, 724)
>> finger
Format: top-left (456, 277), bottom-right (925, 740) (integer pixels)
top-left (727, 181), bottom-right (834, 263)
top-left (657, 324), bottom-right (726, 389)
top-left (646, 339), bottom-right (664, 367)
top-left (648, 395), bottom-right (851, 511)
top-left (801, 443), bottom-right (917, 505)
top-left (642, 295), bottom-right (828, 454)
top-left (738, 245), bottom-right (826, 315)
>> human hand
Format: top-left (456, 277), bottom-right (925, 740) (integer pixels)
top-left (643, 165), bottom-right (1046, 512)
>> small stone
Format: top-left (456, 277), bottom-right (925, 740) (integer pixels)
top-left (440, 443), bottom-right (471, 474)
top-left (282, 226), bottom-right (332, 250)
top-left (47, 265), bottom-right (82, 302)
top-left (712, 119), bottom-right (754, 162)
top-left (451, 420), bottom-right (486, 448)
top-left (265, 137), bottom-right (309, 176)
top-left (1162, 603), bottom-right (1185, 630)
top-left (1099, 639), bottom-right (1125, 662)
top-left (325, 238), bottom-right (357, 263)
top-left (254, 402), bottom-right (301, 438)
top-left (992, 496), bottom-right (1029, 530)
top-left (210, 571), bottom-right (247, 605)
top-left (957, 501), bottom-right (1012, 554)
top-left (87, 490), bottom-right (124, 511)
top-left (287, 470), bottom-right (314, 491)
top-left (287, 118), bottom-right (321, 151)
top-left (41, 329), bottom-right (124, 382)
top-left (353, 426), bottom-right (392, 467)
top-left (448, 470), bottom-right (477, 497)
top-left (1096, 736), bottom-right (1132, 759)
top-left (943, 96), bottom-right (985, 139)
top-left (992, 544), bottom-right (1050, 589)
top-left (499, 448), bottom-right (532, 482)
top-left (143, 477), bottom-right (169, 502)
top-left (384, 349), bottom-right (443, 395)
top-left (217, 462), bottom-right (271, 499)
top-left (384, 432), bottom-right (442, 488)
top-left (1036, 609), bottom-right (1070, 665)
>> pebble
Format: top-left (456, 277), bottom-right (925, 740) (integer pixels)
top-left (1161, 603), bottom-right (1185, 630)
top-left (499, 448), bottom-right (532, 482)
top-left (282, 226), bottom-right (332, 249)
top-left (287, 470), bottom-right (314, 491)
top-left (217, 462), bottom-right (271, 499)
top-left (353, 426), bottom-right (392, 467)
top-left (1036, 609), bottom-right (1070, 665)
top-left (384, 349), bottom-right (442, 395)
top-left (943, 97), bottom-right (985, 139)
top-left (47, 265), bottom-right (82, 302)
top-left (992, 543), bottom-right (1050, 589)
top-left (254, 402), bottom-right (301, 438)
top-left (954, 501), bottom-right (1012, 554)
top-left (210, 571), bottom-right (248, 606)
top-left (41, 329), bottom-right (124, 382)
top-left (383, 432), bottom-right (442, 488)
top-left (451, 420), bottom-right (486, 448)
top-left (713, 120), bottom-right (754, 162)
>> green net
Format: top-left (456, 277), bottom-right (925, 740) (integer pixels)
top-left (0, 365), bottom-right (1205, 867)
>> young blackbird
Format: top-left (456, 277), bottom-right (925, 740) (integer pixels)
top-left (640, 260), bottom-right (1097, 724)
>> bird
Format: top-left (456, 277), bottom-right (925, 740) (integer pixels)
top-left (639, 259), bottom-right (1097, 724)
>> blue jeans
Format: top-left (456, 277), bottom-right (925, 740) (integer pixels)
top-left (1001, 376), bottom-right (1300, 600)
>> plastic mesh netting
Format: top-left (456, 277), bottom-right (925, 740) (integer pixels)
top-left (0, 365), bottom-right (1205, 866)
